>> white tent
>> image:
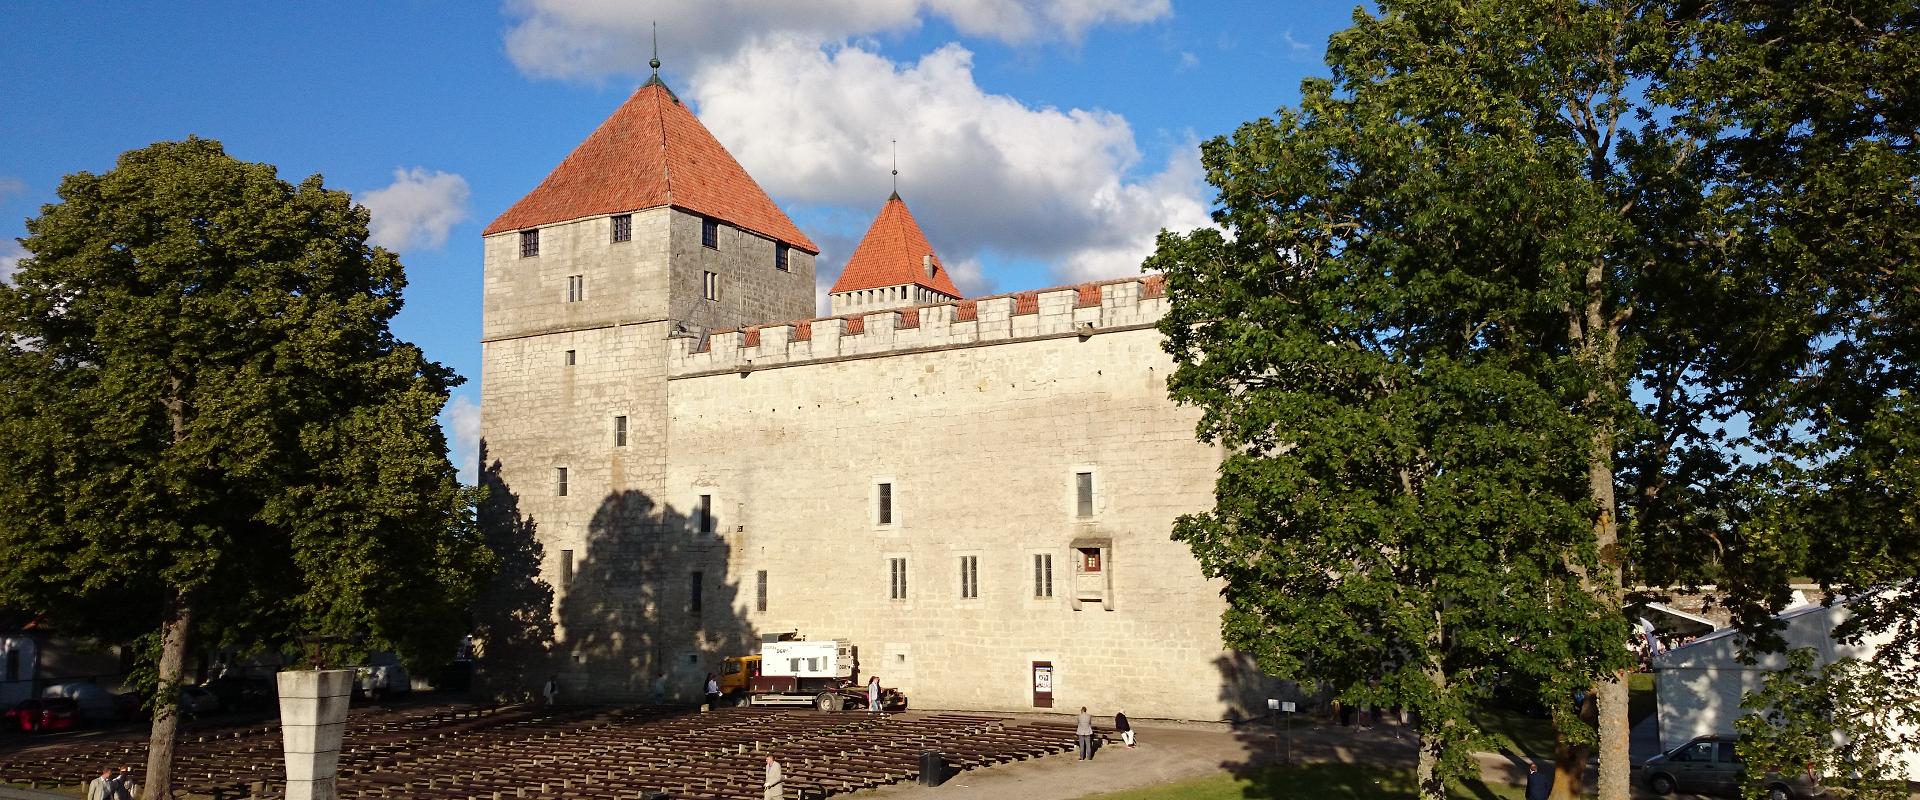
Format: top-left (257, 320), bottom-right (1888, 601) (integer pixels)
top-left (1652, 598), bottom-right (1920, 781)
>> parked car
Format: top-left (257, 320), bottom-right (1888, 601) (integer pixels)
top-left (177, 686), bottom-right (220, 716)
top-left (355, 663), bottom-right (410, 700)
top-left (1642, 734), bottom-right (1825, 799)
top-left (3, 697), bottom-right (80, 733)
top-left (40, 681), bottom-right (120, 722)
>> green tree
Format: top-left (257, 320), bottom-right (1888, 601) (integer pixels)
top-left (1147, 1), bottom-right (1914, 797)
top-left (0, 138), bottom-right (494, 800)
top-left (1734, 649), bottom-right (1919, 800)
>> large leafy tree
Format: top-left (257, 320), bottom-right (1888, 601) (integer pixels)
top-left (1150, 1), bottom-right (1915, 797)
top-left (0, 138), bottom-right (494, 800)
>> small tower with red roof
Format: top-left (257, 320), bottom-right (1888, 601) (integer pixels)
top-left (828, 192), bottom-right (962, 315)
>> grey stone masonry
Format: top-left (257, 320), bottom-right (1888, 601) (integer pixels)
top-left (277, 669), bottom-right (352, 800)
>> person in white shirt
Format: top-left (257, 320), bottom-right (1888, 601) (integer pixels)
top-left (763, 754), bottom-right (784, 800)
top-left (85, 767), bottom-right (114, 800)
top-left (867, 675), bottom-right (882, 716)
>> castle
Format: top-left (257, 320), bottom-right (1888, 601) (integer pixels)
top-left (478, 76), bottom-right (1275, 720)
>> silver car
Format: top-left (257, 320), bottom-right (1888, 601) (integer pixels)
top-left (1641, 734), bottom-right (1825, 799)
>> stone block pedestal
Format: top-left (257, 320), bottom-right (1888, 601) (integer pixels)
top-left (278, 669), bottom-right (352, 800)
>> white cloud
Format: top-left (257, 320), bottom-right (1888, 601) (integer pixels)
top-left (0, 240), bottom-right (24, 285)
top-left (0, 178), bottom-right (25, 202)
top-left (360, 168), bottom-right (471, 253)
top-left (502, 0), bottom-right (1169, 80)
top-left (692, 38), bottom-right (1209, 285)
top-left (442, 394), bottom-right (483, 485)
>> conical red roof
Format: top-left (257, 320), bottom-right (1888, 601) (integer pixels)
top-left (483, 79), bottom-right (817, 252)
top-left (829, 193), bottom-right (961, 297)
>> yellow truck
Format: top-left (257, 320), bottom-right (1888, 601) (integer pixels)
top-left (719, 633), bottom-right (907, 712)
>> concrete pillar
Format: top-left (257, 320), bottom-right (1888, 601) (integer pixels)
top-left (278, 669), bottom-right (352, 800)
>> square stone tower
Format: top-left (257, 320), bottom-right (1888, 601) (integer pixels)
top-left (477, 76), bottom-right (816, 696)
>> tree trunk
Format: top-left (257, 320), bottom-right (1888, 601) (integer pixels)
top-left (1596, 671), bottom-right (1631, 800)
top-left (141, 588), bottom-right (193, 800)
top-left (1415, 642), bottom-right (1450, 800)
top-left (1550, 689), bottom-right (1600, 800)
top-left (1574, 256), bottom-right (1630, 800)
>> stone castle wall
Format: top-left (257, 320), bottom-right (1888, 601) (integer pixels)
top-left (657, 277), bottom-right (1266, 720)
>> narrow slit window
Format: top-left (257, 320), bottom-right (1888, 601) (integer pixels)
top-left (756, 570), bottom-right (767, 613)
top-left (697, 494), bottom-right (713, 534)
top-left (567, 274), bottom-right (584, 302)
top-left (556, 467), bottom-right (569, 497)
top-left (689, 571), bottom-right (703, 616)
top-left (877, 482), bottom-right (892, 525)
top-left (889, 558), bottom-right (908, 600)
top-left (559, 549), bottom-right (573, 589)
top-left (1034, 553), bottom-right (1053, 598)
top-left (565, 349), bottom-right (576, 366)
top-left (614, 416), bottom-right (628, 447)
top-left (960, 556), bottom-right (978, 599)
top-left (1075, 472), bottom-right (1094, 517)
top-left (703, 271), bottom-right (719, 301)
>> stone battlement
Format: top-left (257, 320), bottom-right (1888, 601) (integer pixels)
top-left (668, 275), bottom-right (1169, 377)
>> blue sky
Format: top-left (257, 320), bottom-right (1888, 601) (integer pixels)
top-left (0, 1), bottom-right (1356, 480)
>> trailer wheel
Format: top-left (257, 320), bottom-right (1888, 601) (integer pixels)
top-left (815, 692), bottom-right (839, 712)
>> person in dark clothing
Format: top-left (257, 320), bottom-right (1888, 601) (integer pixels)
top-left (1524, 760), bottom-right (1553, 800)
top-left (1114, 710), bottom-right (1134, 748)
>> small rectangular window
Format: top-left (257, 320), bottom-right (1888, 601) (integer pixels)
top-left (698, 494), bottom-right (713, 534)
top-left (960, 555), bottom-right (978, 599)
top-left (614, 415), bottom-right (628, 447)
top-left (877, 482), bottom-right (893, 525)
top-left (889, 558), bottom-right (908, 600)
top-left (520, 229), bottom-right (540, 258)
top-left (1076, 471), bottom-right (1094, 517)
top-left (701, 218), bottom-right (718, 248)
top-left (567, 274), bottom-right (584, 302)
top-left (689, 571), bottom-right (703, 616)
top-left (556, 467), bottom-right (569, 497)
top-left (564, 349), bottom-right (576, 366)
top-left (1034, 553), bottom-right (1053, 598)
top-left (559, 549), bottom-right (574, 589)
top-left (775, 242), bottom-right (790, 272)
top-left (1080, 547), bottom-right (1102, 573)
top-left (611, 213), bottom-right (631, 243)
top-left (703, 271), bottom-right (719, 301)
top-left (756, 570), bottom-right (768, 613)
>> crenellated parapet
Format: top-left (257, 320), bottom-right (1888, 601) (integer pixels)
top-left (669, 275), bottom-right (1168, 378)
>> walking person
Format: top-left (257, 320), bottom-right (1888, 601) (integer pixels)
top-left (867, 675), bottom-right (882, 717)
top-left (705, 672), bottom-right (721, 710)
top-left (541, 675), bottom-right (558, 706)
top-left (85, 767), bottom-right (114, 800)
top-left (763, 754), bottom-right (784, 800)
top-left (1076, 706), bottom-right (1096, 761)
top-left (1114, 709), bottom-right (1134, 748)
top-left (1524, 760), bottom-right (1553, 800)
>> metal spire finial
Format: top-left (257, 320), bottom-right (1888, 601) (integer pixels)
top-left (891, 140), bottom-right (899, 196)
top-left (650, 22), bottom-right (661, 74)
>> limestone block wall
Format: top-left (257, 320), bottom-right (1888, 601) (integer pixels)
top-left (666, 209), bottom-right (816, 334)
top-left (482, 209), bottom-right (673, 342)
top-left (661, 276), bottom-right (1253, 721)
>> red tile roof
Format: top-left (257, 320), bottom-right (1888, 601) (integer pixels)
top-left (483, 79), bottom-right (818, 252)
top-left (828, 193), bottom-right (961, 297)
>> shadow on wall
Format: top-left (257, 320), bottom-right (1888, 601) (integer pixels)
top-left (469, 441), bottom-right (555, 697)
top-left (470, 441), bottom-right (758, 704)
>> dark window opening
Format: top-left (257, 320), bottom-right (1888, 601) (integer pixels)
top-left (520, 229), bottom-right (540, 258)
top-left (560, 549), bottom-right (573, 589)
top-left (775, 242), bottom-right (790, 272)
top-left (698, 494), bottom-right (713, 534)
top-left (877, 482), bottom-right (893, 525)
top-left (889, 558), bottom-right (907, 600)
top-left (701, 218), bottom-right (718, 248)
top-left (1079, 547), bottom-right (1101, 573)
top-left (614, 416), bottom-right (628, 447)
top-left (556, 467), bottom-right (569, 497)
top-left (1075, 472), bottom-right (1094, 517)
top-left (960, 556), bottom-right (978, 599)
top-left (1034, 553), bottom-right (1053, 598)
top-left (756, 570), bottom-right (768, 613)
top-left (565, 349), bottom-right (576, 366)
top-left (611, 214), bottom-right (631, 243)
top-left (689, 571), bottom-right (704, 615)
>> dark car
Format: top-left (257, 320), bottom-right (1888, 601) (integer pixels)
top-left (2, 697), bottom-right (81, 734)
top-left (1642, 734), bottom-right (1825, 799)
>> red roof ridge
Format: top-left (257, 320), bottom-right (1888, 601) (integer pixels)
top-left (695, 274), bottom-right (1161, 352)
top-left (484, 81), bottom-right (818, 252)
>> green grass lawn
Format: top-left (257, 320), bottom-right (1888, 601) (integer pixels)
top-left (1071, 763), bottom-right (1528, 800)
